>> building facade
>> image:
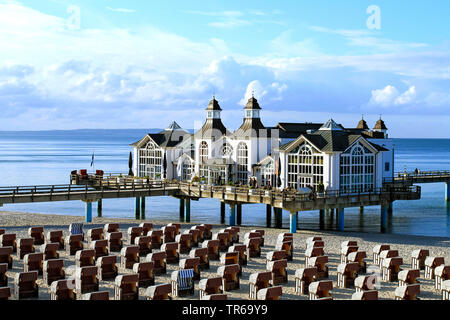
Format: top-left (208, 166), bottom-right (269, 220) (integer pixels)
top-left (131, 97), bottom-right (393, 193)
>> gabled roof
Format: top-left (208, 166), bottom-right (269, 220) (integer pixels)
top-left (130, 123), bottom-right (192, 149)
top-left (273, 122), bottom-right (323, 139)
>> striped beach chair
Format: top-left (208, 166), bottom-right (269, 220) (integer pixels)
top-left (171, 269), bottom-right (195, 297)
top-left (69, 223), bottom-right (84, 241)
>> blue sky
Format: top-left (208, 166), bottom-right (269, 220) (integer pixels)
top-left (1, 0), bottom-right (450, 137)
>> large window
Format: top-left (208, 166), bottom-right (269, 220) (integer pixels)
top-left (261, 160), bottom-right (274, 186)
top-left (340, 142), bottom-right (375, 193)
top-left (220, 142), bottom-right (233, 158)
top-left (237, 142), bottom-right (248, 184)
top-left (287, 144), bottom-right (323, 189)
top-left (199, 141), bottom-right (209, 179)
top-left (139, 141), bottom-right (163, 179)
top-left (182, 159), bottom-right (194, 181)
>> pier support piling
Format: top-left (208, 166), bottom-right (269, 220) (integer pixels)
top-left (274, 208), bottom-right (283, 229)
top-left (290, 212), bottom-right (298, 233)
top-left (179, 198), bottom-right (185, 222)
top-left (236, 203), bottom-right (242, 226)
top-left (85, 201), bottom-right (92, 223)
top-left (229, 203), bottom-right (236, 227)
top-left (446, 182), bottom-right (450, 202)
top-left (319, 210), bottom-right (325, 230)
top-left (337, 208), bottom-right (345, 231)
top-left (380, 204), bottom-right (388, 233)
top-left (97, 200), bottom-right (102, 218)
top-left (135, 197), bottom-right (140, 220)
top-left (140, 197), bottom-right (146, 220)
top-left (359, 206), bottom-right (364, 214)
top-left (184, 198), bottom-right (191, 223)
top-left (266, 205), bottom-right (272, 228)
top-left (387, 202), bottom-right (393, 216)
top-left (220, 202), bottom-right (226, 224)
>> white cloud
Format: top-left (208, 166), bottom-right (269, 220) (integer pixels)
top-left (369, 85), bottom-right (418, 107)
top-left (106, 7), bottom-right (136, 13)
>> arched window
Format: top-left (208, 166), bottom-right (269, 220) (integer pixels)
top-left (182, 158), bottom-right (194, 181)
top-left (220, 142), bottom-right (233, 158)
top-left (287, 143), bottom-right (323, 189)
top-left (138, 141), bottom-right (162, 179)
top-left (199, 141), bottom-right (209, 179)
top-left (340, 142), bottom-right (375, 193)
top-left (237, 142), bottom-right (248, 184)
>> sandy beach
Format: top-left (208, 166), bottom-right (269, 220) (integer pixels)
top-left (1, 210), bottom-right (449, 300)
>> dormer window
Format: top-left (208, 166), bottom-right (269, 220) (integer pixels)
top-left (245, 110), bottom-right (260, 118)
top-left (207, 111), bottom-right (213, 119)
top-left (246, 110), bottom-right (252, 118)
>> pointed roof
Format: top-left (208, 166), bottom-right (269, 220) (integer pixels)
top-left (205, 97), bottom-right (222, 111)
top-left (357, 116), bottom-right (369, 130)
top-left (374, 118), bottom-right (387, 130)
top-left (244, 96), bottom-right (261, 110)
top-left (195, 98), bottom-right (229, 138)
top-left (166, 121), bottom-right (182, 131)
top-left (130, 122), bottom-right (191, 149)
top-left (318, 119), bottom-right (344, 131)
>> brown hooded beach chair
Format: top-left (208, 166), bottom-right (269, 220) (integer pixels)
top-left (266, 250), bottom-right (286, 263)
top-left (146, 283), bottom-right (172, 300)
top-left (434, 265), bottom-right (450, 291)
top-left (201, 293), bottom-right (227, 300)
top-left (0, 229), bottom-right (4, 236)
top-left (372, 244), bottom-right (390, 265)
top-left (244, 231), bottom-right (261, 243)
top-left (229, 244), bottom-right (247, 266)
top-left (202, 240), bottom-right (220, 260)
top-left (244, 237), bottom-right (262, 258)
top-left (0, 247), bottom-right (13, 269)
top-left (250, 229), bottom-right (264, 246)
top-left (180, 257), bottom-right (201, 281)
top-left (50, 279), bottom-right (75, 300)
top-left (305, 247), bottom-right (324, 266)
top-left (0, 286), bottom-right (11, 300)
top-left (192, 225), bottom-right (206, 242)
top-left (224, 227), bottom-right (239, 244)
top-left (306, 236), bottom-right (322, 247)
top-left (43, 259), bottom-right (65, 285)
top-left (306, 240), bottom-right (325, 250)
top-left (89, 239), bottom-right (109, 260)
top-left (213, 232), bottom-right (229, 252)
top-left (66, 234), bottom-right (83, 256)
top-left (167, 223), bottom-right (181, 235)
top-left (425, 256), bottom-right (445, 280)
top-left (132, 261), bottom-right (155, 288)
top-left (176, 233), bottom-right (192, 254)
top-left (395, 284), bottom-right (420, 300)
top-left (75, 249), bottom-right (95, 268)
top-left (146, 251), bottom-right (166, 275)
top-left (114, 274), bottom-right (139, 300)
top-left (87, 228), bottom-right (103, 244)
top-left (275, 240), bottom-right (293, 262)
top-left (295, 267), bottom-right (318, 295)
top-left (28, 227), bottom-right (44, 245)
top-left (82, 291), bottom-right (109, 300)
top-left (106, 232), bottom-right (123, 252)
top-left (398, 269), bottom-right (420, 287)
top-left (148, 230), bottom-right (163, 249)
top-left (0, 263), bottom-right (8, 287)
top-left (220, 252), bottom-right (240, 276)
top-left (69, 223), bottom-right (84, 241)
top-left (23, 252), bottom-right (43, 275)
top-left (382, 257), bottom-right (403, 282)
top-left (257, 286), bottom-right (282, 300)
top-left (309, 280), bottom-right (333, 300)
top-left (355, 275), bottom-right (379, 292)
top-left (411, 249), bottom-right (430, 270)
top-left (341, 240), bottom-right (358, 248)
top-left (0, 233), bottom-right (16, 253)
top-left (46, 231), bottom-right (64, 250)
top-left (139, 222), bottom-right (153, 235)
top-left (249, 271), bottom-right (272, 299)
top-left (267, 259), bottom-right (288, 285)
top-left (200, 224), bottom-right (213, 240)
top-left (442, 280), bottom-right (450, 300)
top-left (307, 256), bottom-right (329, 280)
top-left (75, 266), bottom-right (99, 297)
top-left (103, 223), bottom-right (119, 234)
top-left (127, 227), bottom-right (144, 245)
top-left (17, 238), bottom-right (35, 259)
top-left (340, 245), bottom-right (359, 264)
top-left (162, 225), bottom-right (176, 243)
top-left (171, 269), bottom-right (195, 297)
top-left (96, 255), bottom-right (118, 280)
top-left (42, 243), bottom-right (60, 260)
top-left (217, 264), bottom-right (240, 292)
top-left (161, 242), bottom-right (179, 264)
top-left (347, 251), bottom-right (367, 274)
top-left (352, 290), bottom-right (378, 300)
top-left (134, 235), bottom-right (152, 256)
top-left (187, 229), bottom-right (200, 247)
top-left (190, 248), bottom-right (209, 270)
top-left (14, 271), bottom-right (39, 300)
top-left (337, 262), bottom-right (359, 288)
top-left (379, 249), bottom-right (399, 268)
top-left (198, 277), bottom-right (222, 299)
top-left (120, 245), bottom-right (139, 270)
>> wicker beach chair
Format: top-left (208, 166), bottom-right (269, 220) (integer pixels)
top-left (200, 224), bottom-right (213, 240)
top-left (43, 259), bottom-right (65, 285)
top-left (139, 222), bottom-right (153, 235)
top-left (96, 255), bottom-right (118, 281)
top-left (192, 225), bottom-right (206, 242)
top-left (398, 269), bottom-right (420, 287)
top-left (86, 228), bottom-right (103, 244)
top-left (307, 256), bottom-right (329, 280)
top-left (66, 234), bottom-right (83, 256)
top-left (0, 263), bottom-right (8, 287)
top-left (134, 235), bottom-right (152, 257)
top-left (244, 237), bottom-right (262, 258)
top-left (161, 242), bottom-right (179, 264)
top-left (146, 283), bottom-right (172, 300)
top-left (337, 262), bottom-right (359, 288)
top-left (202, 240), bottom-right (220, 260)
top-left (249, 271), bottom-right (272, 299)
top-left (162, 226), bottom-right (176, 243)
top-left (306, 236), bottom-right (322, 247)
top-left (275, 240), bottom-right (293, 262)
top-left (114, 274), bottom-right (139, 300)
top-left (218, 229), bottom-right (233, 246)
top-left (295, 268), bottom-right (318, 295)
top-left (148, 230), bottom-right (163, 249)
top-left (146, 251), bottom-right (166, 275)
top-left (180, 257), bottom-right (201, 281)
top-left (23, 253), bottom-right (43, 275)
top-left (75, 266), bottom-right (99, 297)
top-left (190, 248), bottom-right (209, 270)
top-left (89, 239), bottom-right (109, 260)
top-left (213, 232), bottom-right (229, 252)
top-left (0, 229), bottom-right (4, 236)
top-left (229, 244), bottom-right (247, 266)
top-left (201, 293), bottom-right (227, 300)
top-left (46, 231), bottom-right (64, 250)
top-left (306, 240), bottom-right (325, 250)
top-left (167, 223), bottom-right (181, 235)
top-left (0, 233), bottom-right (16, 253)
top-left (257, 286), bottom-right (282, 300)
top-left (17, 238), bottom-right (35, 259)
top-left (128, 227), bottom-right (144, 245)
top-left (379, 249), bottom-right (399, 268)
top-left (0, 247), bottom-right (13, 269)
top-left (424, 256), bottom-right (445, 280)
top-left (266, 250), bottom-right (286, 263)
top-left (225, 227), bottom-right (240, 244)
top-left (347, 251), bottom-right (367, 274)
top-left (340, 245), bottom-right (359, 264)
top-left (309, 280), bottom-right (333, 300)
top-left (198, 277), bottom-right (222, 299)
top-left (50, 279), bottom-right (75, 300)
top-left (82, 291), bottom-right (109, 300)
top-left (220, 252), bottom-right (240, 276)
top-left (187, 229), bottom-right (200, 247)
top-left (411, 249), bottom-right (430, 270)
top-left (75, 249), bottom-right (95, 268)
top-left (217, 264), bottom-right (240, 292)
top-left (267, 259), bottom-right (288, 285)
top-left (103, 223), bottom-right (119, 234)
top-left (42, 243), bottom-right (60, 260)
top-left (28, 227), bottom-right (45, 245)
top-left (244, 232), bottom-right (262, 243)
top-left (355, 275), bottom-right (379, 292)
top-left (171, 269), bottom-right (195, 297)
top-left (176, 233), bottom-right (193, 254)
top-left (132, 261), bottom-right (155, 288)
top-left (351, 290), bottom-right (378, 300)
top-left (69, 223), bottom-right (84, 241)
top-left (106, 232), bottom-right (123, 252)
top-left (14, 271), bottom-right (39, 300)
top-left (305, 247), bottom-right (324, 266)
top-left (0, 287), bottom-right (11, 300)
top-left (120, 246), bottom-right (139, 270)
top-left (434, 265), bottom-right (450, 291)
top-left (442, 280), bottom-right (450, 300)
top-left (395, 284), bottom-right (420, 300)
top-left (382, 257), bottom-right (403, 282)
top-left (372, 244), bottom-right (390, 265)
top-left (341, 240), bottom-right (358, 248)
top-left (250, 229), bottom-right (264, 246)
